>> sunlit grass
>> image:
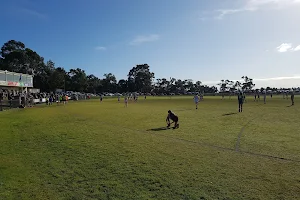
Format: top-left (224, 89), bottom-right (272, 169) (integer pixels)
top-left (0, 95), bottom-right (299, 200)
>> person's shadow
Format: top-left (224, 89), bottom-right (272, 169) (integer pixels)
top-left (222, 112), bottom-right (238, 116)
top-left (147, 127), bottom-right (169, 131)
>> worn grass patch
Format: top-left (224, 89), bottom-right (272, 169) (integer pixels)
top-left (0, 95), bottom-right (299, 200)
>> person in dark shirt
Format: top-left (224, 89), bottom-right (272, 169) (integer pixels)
top-left (291, 92), bottom-right (295, 106)
top-left (166, 110), bottom-right (179, 129)
top-left (238, 92), bottom-right (244, 112)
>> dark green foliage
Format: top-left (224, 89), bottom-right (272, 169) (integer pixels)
top-left (0, 40), bottom-right (258, 94)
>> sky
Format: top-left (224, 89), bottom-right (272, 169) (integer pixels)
top-left (0, 0), bottom-right (300, 88)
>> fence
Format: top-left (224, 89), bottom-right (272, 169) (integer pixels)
top-left (0, 99), bottom-right (20, 111)
top-left (0, 94), bottom-right (90, 112)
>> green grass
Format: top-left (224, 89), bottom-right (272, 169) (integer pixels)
top-left (0, 95), bottom-right (300, 200)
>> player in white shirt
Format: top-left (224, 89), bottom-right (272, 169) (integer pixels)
top-left (263, 91), bottom-right (267, 104)
top-left (193, 94), bottom-right (200, 109)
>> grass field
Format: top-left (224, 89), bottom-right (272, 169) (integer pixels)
top-left (0, 95), bottom-right (300, 200)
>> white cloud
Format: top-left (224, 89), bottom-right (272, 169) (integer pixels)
top-left (276, 43), bottom-right (293, 52)
top-left (254, 75), bottom-right (300, 81)
top-left (293, 45), bottom-right (300, 51)
top-left (95, 46), bottom-right (106, 51)
top-left (129, 34), bottom-right (160, 46)
top-left (202, 75), bottom-right (300, 88)
top-left (216, 9), bottom-right (245, 19)
top-left (276, 43), bottom-right (300, 52)
top-left (216, 0), bottom-right (300, 19)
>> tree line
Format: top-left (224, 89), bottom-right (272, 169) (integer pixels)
top-left (0, 40), bottom-right (293, 94)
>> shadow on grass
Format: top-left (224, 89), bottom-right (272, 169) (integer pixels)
top-left (222, 112), bottom-right (238, 116)
top-left (147, 127), bottom-right (169, 131)
top-left (286, 105), bottom-right (293, 107)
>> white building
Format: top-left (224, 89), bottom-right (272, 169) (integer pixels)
top-left (0, 70), bottom-right (33, 94)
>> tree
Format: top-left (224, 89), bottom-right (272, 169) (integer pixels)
top-left (118, 79), bottom-right (128, 93)
top-left (68, 68), bottom-right (88, 92)
top-left (228, 80), bottom-right (235, 93)
top-left (0, 40), bottom-right (44, 75)
top-left (48, 67), bottom-right (67, 92)
top-left (167, 77), bottom-right (176, 94)
top-left (241, 76), bottom-right (255, 92)
top-left (154, 78), bottom-right (171, 94)
top-left (175, 79), bottom-right (185, 94)
top-left (1, 40), bottom-right (274, 95)
top-left (87, 74), bottom-right (101, 93)
top-left (184, 79), bottom-right (194, 92)
top-left (154, 78), bottom-right (162, 94)
top-left (0, 57), bottom-right (4, 70)
top-left (102, 73), bottom-right (117, 93)
top-left (1, 46), bottom-right (27, 73)
top-left (127, 64), bottom-right (155, 93)
top-left (234, 81), bottom-right (242, 91)
top-left (24, 48), bottom-right (45, 75)
top-left (33, 60), bottom-right (56, 92)
top-left (218, 79), bottom-right (230, 93)
top-left (1, 40), bottom-right (25, 59)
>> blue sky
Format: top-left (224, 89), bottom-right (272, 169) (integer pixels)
top-left (1, 0), bottom-right (300, 88)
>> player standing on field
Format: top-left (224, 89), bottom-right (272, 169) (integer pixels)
top-left (238, 91), bottom-right (244, 112)
top-left (193, 94), bottom-right (199, 109)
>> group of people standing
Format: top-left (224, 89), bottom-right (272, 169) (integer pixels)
top-left (194, 91), bottom-right (296, 113)
top-left (242, 91), bottom-right (295, 112)
top-left (46, 94), bottom-right (69, 105)
top-left (100, 93), bottom-right (147, 108)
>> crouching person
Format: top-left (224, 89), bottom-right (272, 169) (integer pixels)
top-left (166, 110), bottom-right (179, 129)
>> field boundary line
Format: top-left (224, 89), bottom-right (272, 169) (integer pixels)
top-left (235, 119), bottom-right (254, 152)
top-left (234, 104), bottom-right (266, 152)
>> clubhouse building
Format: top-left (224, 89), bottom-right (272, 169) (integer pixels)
top-left (0, 70), bottom-right (33, 94)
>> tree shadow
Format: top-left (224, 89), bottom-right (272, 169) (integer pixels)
top-left (222, 112), bottom-right (238, 116)
top-left (147, 127), bottom-right (169, 131)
